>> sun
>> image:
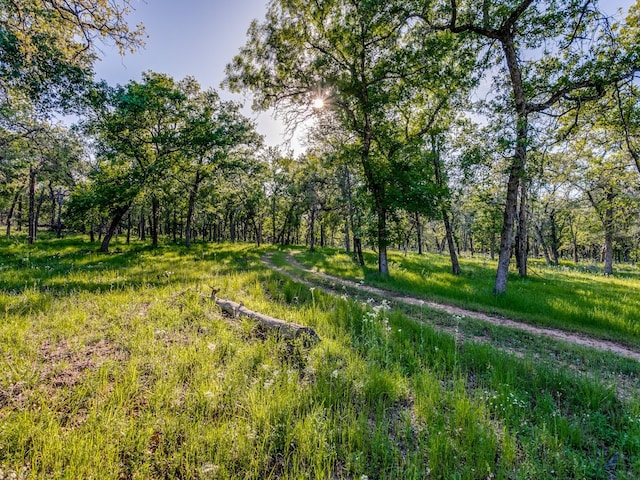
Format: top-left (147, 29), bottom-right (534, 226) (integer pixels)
top-left (312, 97), bottom-right (325, 109)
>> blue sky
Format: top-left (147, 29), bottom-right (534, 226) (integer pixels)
top-left (94, 0), bottom-right (291, 151)
top-left (94, 0), bottom-right (637, 154)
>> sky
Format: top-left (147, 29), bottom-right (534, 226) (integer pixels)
top-left (94, 0), bottom-right (294, 151)
top-left (93, 0), bottom-right (637, 155)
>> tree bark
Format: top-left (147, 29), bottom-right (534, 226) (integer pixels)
top-left (185, 171), bottom-right (200, 249)
top-left (5, 187), bottom-right (22, 237)
top-left (376, 201), bottom-right (389, 275)
top-left (344, 219), bottom-right (351, 254)
top-left (431, 134), bottom-right (460, 275)
top-left (126, 212), bottom-right (131, 244)
top-left (151, 196), bottom-right (160, 248)
top-left (212, 296), bottom-right (320, 344)
top-left (516, 178), bottom-right (529, 275)
top-left (308, 206), bottom-right (316, 251)
top-left (494, 165), bottom-right (520, 294)
top-left (569, 219), bottom-right (579, 264)
top-left (494, 36), bottom-right (529, 294)
top-left (49, 182), bottom-right (56, 231)
top-left (27, 166), bottom-right (37, 244)
top-left (271, 193), bottom-right (278, 245)
top-left (34, 185), bottom-right (46, 241)
top-left (252, 217), bottom-right (262, 246)
top-left (55, 191), bottom-right (63, 238)
top-left (100, 205), bottom-right (130, 252)
top-left (17, 194), bottom-right (23, 231)
top-left (534, 223), bottom-right (553, 266)
top-left (548, 210), bottom-right (560, 266)
top-left (353, 237), bottom-right (365, 266)
top-left (603, 200), bottom-right (614, 275)
top-left (443, 210), bottom-right (461, 275)
top-left (416, 213), bottom-right (423, 255)
top-left (139, 208), bottom-right (146, 241)
top-left (357, 78), bottom-right (386, 275)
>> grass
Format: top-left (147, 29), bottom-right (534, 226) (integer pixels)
top-left (0, 235), bottom-right (639, 479)
top-left (292, 246), bottom-right (640, 348)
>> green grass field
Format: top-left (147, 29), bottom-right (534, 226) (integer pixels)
top-left (293, 247), bottom-right (640, 348)
top-left (1, 236), bottom-right (639, 479)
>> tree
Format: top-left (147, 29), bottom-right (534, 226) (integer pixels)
top-left (226, 0), bottom-right (469, 275)
top-left (179, 84), bottom-right (260, 248)
top-left (0, 0), bottom-right (144, 111)
top-left (78, 73), bottom-right (259, 251)
top-left (84, 72), bottom-right (189, 250)
top-left (422, 0), bottom-right (637, 293)
top-left (563, 93), bottom-right (640, 274)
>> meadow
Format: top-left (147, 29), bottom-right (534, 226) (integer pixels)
top-left (0, 235), bottom-right (639, 479)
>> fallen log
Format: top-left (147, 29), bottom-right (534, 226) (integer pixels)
top-left (211, 296), bottom-right (320, 344)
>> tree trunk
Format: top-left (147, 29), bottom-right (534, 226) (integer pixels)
top-left (359, 103), bottom-right (387, 275)
top-left (494, 37), bottom-right (529, 294)
top-left (271, 195), bottom-right (277, 244)
top-left (431, 134), bottom-right (459, 275)
top-left (151, 196), bottom-right (160, 248)
top-left (494, 165), bottom-right (520, 294)
top-left (344, 218), bottom-right (351, 254)
top-left (5, 188), bottom-right (22, 237)
top-left (55, 191), bottom-right (63, 238)
top-left (308, 207), bottom-right (316, 251)
top-left (416, 213), bottom-right (423, 255)
top-left (516, 178), bottom-right (529, 276)
top-left (172, 209), bottom-right (177, 242)
top-left (27, 166), bottom-right (37, 244)
top-left (535, 223), bottom-right (553, 265)
top-left (490, 231), bottom-right (496, 261)
top-left (49, 182), bottom-right (56, 231)
top-left (443, 210), bottom-right (461, 275)
top-left (34, 186), bottom-right (46, 240)
top-left (252, 218), bottom-right (262, 246)
top-left (212, 296), bottom-right (320, 343)
top-left (139, 209), bottom-right (146, 241)
top-left (230, 210), bottom-right (237, 242)
top-left (353, 237), bottom-right (365, 266)
top-left (100, 205), bottom-right (130, 252)
top-left (603, 202), bottom-right (614, 275)
top-left (185, 172), bottom-right (200, 249)
top-left (376, 202), bottom-right (389, 275)
top-left (126, 212), bottom-right (131, 244)
top-left (549, 211), bottom-right (560, 266)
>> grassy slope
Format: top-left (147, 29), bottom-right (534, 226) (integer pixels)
top-left (0, 236), bottom-right (639, 479)
top-left (294, 247), bottom-right (640, 347)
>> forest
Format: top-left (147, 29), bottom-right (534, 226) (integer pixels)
top-left (1, 0), bottom-right (640, 478)
top-left (0, 0), bottom-right (638, 293)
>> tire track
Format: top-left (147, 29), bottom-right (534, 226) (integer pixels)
top-left (263, 253), bottom-right (640, 363)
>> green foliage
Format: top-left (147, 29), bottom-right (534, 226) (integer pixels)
top-left (76, 72), bottom-right (260, 251)
top-left (0, 0), bottom-right (144, 111)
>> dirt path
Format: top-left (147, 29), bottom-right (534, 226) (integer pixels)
top-left (263, 253), bottom-right (640, 363)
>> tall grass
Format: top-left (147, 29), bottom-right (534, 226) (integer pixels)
top-left (0, 236), bottom-right (638, 479)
